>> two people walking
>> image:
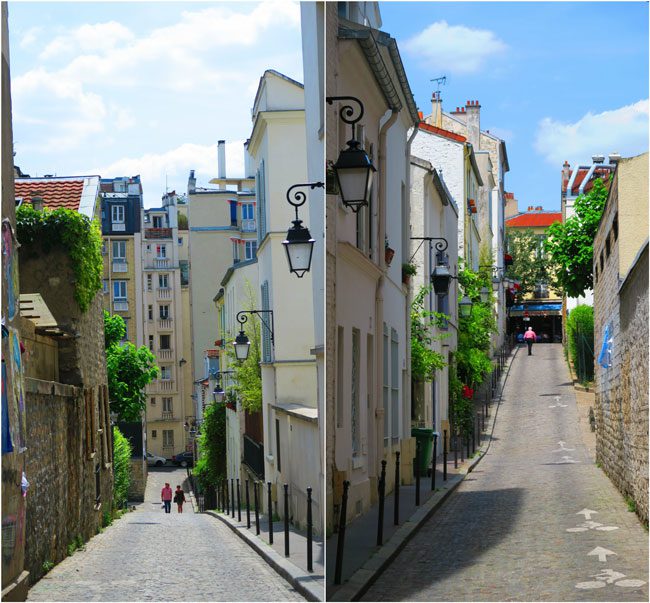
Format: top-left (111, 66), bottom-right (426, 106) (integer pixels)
top-left (161, 482), bottom-right (186, 513)
top-left (523, 326), bottom-right (537, 356)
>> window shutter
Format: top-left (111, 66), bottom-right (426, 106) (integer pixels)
top-left (257, 161), bottom-right (267, 244)
top-left (261, 281), bottom-right (271, 362)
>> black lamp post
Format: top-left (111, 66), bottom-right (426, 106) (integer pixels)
top-left (282, 182), bottom-right (324, 277)
top-left (232, 310), bottom-right (275, 362)
top-left (326, 96), bottom-right (376, 212)
top-left (479, 286), bottom-right (490, 303)
top-left (459, 295), bottom-right (473, 318)
top-left (212, 371), bottom-right (233, 404)
top-left (409, 237), bottom-right (456, 296)
top-left (479, 264), bottom-right (506, 283)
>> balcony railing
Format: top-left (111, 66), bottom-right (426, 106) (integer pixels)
top-left (113, 300), bottom-right (128, 312)
top-left (153, 258), bottom-right (170, 269)
top-left (145, 228), bottom-right (172, 239)
top-left (112, 260), bottom-right (128, 273)
top-left (243, 434), bottom-right (265, 479)
top-left (159, 380), bottom-right (174, 391)
top-left (112, 223), bottom-right (126, 232)
top-left (158, 318), bottom-right (173, 330)
top-left (157, 348), bottom-right (173, 360)
top-left (157, 288), bottom-right (171, 300)
top-left (241, 219), bottom-right (256, 232)
top-left (161, 411), bottom-right (174, 420)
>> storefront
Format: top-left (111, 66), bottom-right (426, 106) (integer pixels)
top-left (508, 302), bottom-right (562, 343)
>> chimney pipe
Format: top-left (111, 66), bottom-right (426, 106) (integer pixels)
top-left (592, 154), bottom-right (605, 164)
top-left (218, 140), bottom-right (226, 184)
top-left (608, 152), bottom-right (621, 164)
top-left (188, 170), bottom-right (196, 195)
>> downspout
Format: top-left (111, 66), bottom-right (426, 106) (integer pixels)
top-left (375, 109), bottom-right (399, 468)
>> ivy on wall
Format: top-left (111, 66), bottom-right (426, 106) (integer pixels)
top-left (16, 204), bottom-right (103, 312)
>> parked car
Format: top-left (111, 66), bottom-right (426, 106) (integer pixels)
top-left (146, 452), bottom-right (167, 467)
top-left (171, 451), bottom-right (194, 468)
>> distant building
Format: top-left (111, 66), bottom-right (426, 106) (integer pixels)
top-left (593, 152), bottom-right (648, 525)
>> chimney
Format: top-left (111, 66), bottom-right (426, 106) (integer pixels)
top-left (465, 99), bottom-right (481, 148)
top-left (527, 205), bottom-right (534, 211)
top-left (31, 193), bottom-right (44, 211)
top-left (504, 191), bottom-right (519, 218)
top-left (535, 206), bottom-right (543, 211)
top-left (431, 91), bottom-right (443, 128)
top-left (188, 170), bottom-right (196, 195)
top-left (218, 140), bottom-right (226, 186)
top-left (592, 154), bottom-right (605, 164)
top-left (244, 141), bottom-right (253, 180)
top-left (561, 160), bottom-right (571, 194)
top-left (451, 105), bottom-right (466, 124)
top-left (608, 152), bottom-right (621, 164)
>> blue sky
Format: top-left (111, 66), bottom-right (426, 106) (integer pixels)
top-left (380, 1), bottom-right (649, 210)
top-left (8, 1), bottom-right (303, 207)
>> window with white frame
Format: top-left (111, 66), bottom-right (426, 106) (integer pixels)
top-left (156, 244), bottom-right (167, 259)
top-left (112, 240), bottom-right (126, 260)
top-left (111, 205), bottom-right (125, 224)
top-left (242, 203), bottom-right (254, 220)
top-left (244, 240), bottom-right (257, 260)
top-left (112, 281), bottom-right (127, 300)
top-left (148, 305), bottom-right (153, 321)
top-left (162, 430), bottom-right (174, 448)
top-left (158, 274), bottom-right (169, 289)
top-left (162, 397), bottom-right (173, 412)
top-left (159, 305), bottom-right (169, 320)
top-left (391, 328), bottom-right (399, 443)
top-left (103, 280), bottom-right (109, 294)
top-left (232, 240), bottom-right (240, 264)
top-left (153, 215), bottom-right (163, 228)
top-left (160, 366), bottom-right (171, 380)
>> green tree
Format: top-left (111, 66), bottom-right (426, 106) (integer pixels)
top-left (505, 227), bottom-right (548, 298)
top-left (104, 311), bottom-right (159, 422)
top-left (193, 401), bottom-right (227, 490)
top-left (112, 427), bottom-right (132, 507)
top-left (410, 285), bottom-right (447, 380)
top-left (544, 178), bottom-right (609, 297)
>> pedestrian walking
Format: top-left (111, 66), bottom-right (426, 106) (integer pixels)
top-left (523, 326), bottom-right (537, 356)
top-left (161, 482), bottom-right (173, 513)
top-left (174, 485), bottom-right (186, 514)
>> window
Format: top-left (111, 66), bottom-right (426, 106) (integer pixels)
top-left (111, 205), bottom-right (125, 223)
top-left (122, 319), bottom-right (129, 341)
top-left (112, 281), bottom-right (127, 300)
top-left (148, 305), bottom-right (153, 321)
top-left (150, 397), bottom-right (156, 405)
top-left (101, 241), bottom-right (107, 255)
top-left (207, 356), bottom-right (219, 376)
top-left (437, 294), bottom-right (449, 329)
top-left (159, 334), bottom-right (171, 350)
top-left (113, 181), bottom-right (126, 193)
top-left (232, 241), bottom-right (240, 264)
top-left (245, 240), bottom-right (257, 260)
top-left (163, 397), bottom-right (173, 412)
top-left (152, 429), bottom-right (157, 438)
top-left (112, 240), bottom-right (126, 260)
top-left (337, 327), bottom-right (344, 428)
top-left (160, 366), bottom-right (171, 380)
top-left (103, 280), bottom-right (109, 294)
top-left (180, 260), bottom-right (189, 286)
top-left (383, 324), bottom-right (389, 445)
top-left (159, 274), bottom-right (169, 289)
top-left (178, 237), bottom-right (183, 246)
top-left (351, 328), bottom-right (360, 455)
top-left (242, 203), bottom-right (254, 220)
top-left (230, 201), bottom-right (237, 227)
top-left (275, 418), bottom-right (281, 473)
top-left (153, 216), bottom-right (163, 228)
top-left (148, 335), bottom-right (154, 351)
top-left (391, 328), bottom-right (399, 443)
top-left (147, 274), bottom-right (153, 291)
top-left (256, 161), bottom-right (267, 243)
top-left (159, 305), bottom-right (169, 320)
top-left (156, 244), bottom-right (167, 259)
top-left (163, 430), bottom-right (174, 448)
top-left (613, 213), bottom-right (618, 241)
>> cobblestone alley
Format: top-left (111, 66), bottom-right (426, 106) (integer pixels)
top-left (26, 467), bottom-right (304, 602)
top-left (363, 343), bottom-right (649, 602)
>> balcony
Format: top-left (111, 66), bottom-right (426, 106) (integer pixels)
top-left (159, 380), bottom-right (174, 391)
top-left (112, 260), bottom-right (128, 273)
top-left (157, 348), bottom-right (173, 360)
top-left (161, 411), bottom-right (175, 421)
top-left (152, 258), bottom-right (170, 269)
top-left (145, 228), bottom-right (172, 239)
top-left (158, 318), bottom-right (173, 330)
top-left (243, 434), bottom-right (265, 479)
top-left (241, 219), bottom-right (256, 233)
top-left (113, 300), bottom-right (128, 312)
top-left (157, 288), bottom-right (171, 300)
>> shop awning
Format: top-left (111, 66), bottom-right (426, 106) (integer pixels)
top-left (510, 302), bottom-right (562, 317)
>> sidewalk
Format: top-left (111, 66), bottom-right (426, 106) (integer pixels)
top-left (206, 507), bottom-right (324, 602)
top-left (326, 347), bottom-right (517, 602)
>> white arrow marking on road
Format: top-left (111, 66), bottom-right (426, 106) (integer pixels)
top-left (555, 455), bottom-right (578, 464)
top-left (588, 547), bottom-right (617, 563)
top-left (577, 509), bottom-right (598, 520)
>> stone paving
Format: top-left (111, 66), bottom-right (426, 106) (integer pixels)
top-left (362, 344), bottom-right (649, 602)
top-left (27, 466), bottom-right (304, 601)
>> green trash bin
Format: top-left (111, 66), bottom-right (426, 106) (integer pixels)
top-left (411, 427), bottom-right (434, 474)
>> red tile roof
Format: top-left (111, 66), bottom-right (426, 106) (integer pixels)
top-left (506, 212), bottom-right (562, 228)
top-left (418, 121), bottom-right (467, 143)
top-left (15, 178), bottom-right (85, 212)
top-left (565, 166), bottom-right (615, 196)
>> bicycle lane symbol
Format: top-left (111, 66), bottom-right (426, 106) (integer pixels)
top-left (576, 568), bottom-right (646, 590)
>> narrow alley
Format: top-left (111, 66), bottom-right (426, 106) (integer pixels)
top-left (26, 467), bottom-right (305, 602)
top-left (362, 343), bottom-right (648, 602)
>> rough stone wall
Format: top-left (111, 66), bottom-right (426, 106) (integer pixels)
top-left (127, 458), bottom-right (147, 502)
top-left (24, 379), bottom-right (113, 584)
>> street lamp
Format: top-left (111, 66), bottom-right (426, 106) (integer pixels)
top-left (480, 286), bottom-right (490, 303)
top-left (232, 310), bottom-right (275, 362)
top-left (409, 237), bottom-right (456, 295)
top-left (212, 371), bottom-right (234, 403)
top-left (282, 182), bottom-right (324, 277)
top-left (459, 295), bottom-right (473, 318)
top-left (326, 96), bottom-right (376, 212)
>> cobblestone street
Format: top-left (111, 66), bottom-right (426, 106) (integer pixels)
top-left (27, 467), bottom-right (304, 602)
top-left (363, 343), bottom-right (649, 602)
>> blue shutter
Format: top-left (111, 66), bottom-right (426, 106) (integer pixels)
top-left (261, 281), bottom-right (271, 362)
top-left (257, 161), bottom-right (266, 243)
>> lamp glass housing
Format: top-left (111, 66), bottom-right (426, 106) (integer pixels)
top-left (333, 141), bottom-right (376, 212)
top-left (480, 286), bottom-right (490, 303)
top-left (459, 295), bottom-right (473, 317)
top-left (233, 331), bottom-right (251, 361)
top-left (431, 264), bottom-right (451, 296)
top-left (282, 219), bottom-right (315, 277)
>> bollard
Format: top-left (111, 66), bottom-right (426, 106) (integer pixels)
top-left (393, 451), bottom-right (401, 526)
top-left (377, 460), bottom-right (387, 546)
top-left (254, 482), bottom-right (260, 535)
top-left (415, 439), bottom-right (421, 506)
top-left (245, 479), bottom-right (251, 529)
top-left (460, 429), bottom-right (465, 463)
top-left (267, 481), bottom-right (274, 545)
top-left (307, 487), bottom-right (313, 573)
top-left (431, 434), bottom-right (437, 491)
top-left (467, 428), bottom-right (471, 458)
top-left (476, 414), bottom-right (481, 446)
top-left (443, 429), bottom-right (448, 481)
top-left (453, 426), bottom-right (458, 469)
top-left (237, 478), bottom-right (241, 522)
top-left (231, 479), bottom-right (235, 518)
top-left (334, 480), bottom-right (350, 586)
top-left (283, 484), bottom-right (290, 557)
top-left (471, 422), bottom-right (475, 455)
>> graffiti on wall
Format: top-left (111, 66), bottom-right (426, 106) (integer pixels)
top-left (2, 219), bottom-right (19, 322)
top-left (7, 328), bottom-right (26, 452)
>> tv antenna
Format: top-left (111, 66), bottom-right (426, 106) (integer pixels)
top-left (430, 76), bottom-right (447, 95)
top-left (430, 76), bottom-right (447, 125)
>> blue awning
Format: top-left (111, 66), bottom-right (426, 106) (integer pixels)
top-left (511, 303), bottom-right (562, 312)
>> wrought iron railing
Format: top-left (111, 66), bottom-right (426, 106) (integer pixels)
top-left (243, 434), bottom-right (264, 479)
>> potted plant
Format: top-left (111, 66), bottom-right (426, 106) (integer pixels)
top-left (385, 237), bottom-right (395, 266)
top-left (402, 262), bottom-right (417, 285)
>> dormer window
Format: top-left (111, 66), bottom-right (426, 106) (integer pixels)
top-left (111, 205), bottom-right (125, 223)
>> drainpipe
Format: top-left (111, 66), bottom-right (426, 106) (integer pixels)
top-left (375, 109), bottom-right (399, 471)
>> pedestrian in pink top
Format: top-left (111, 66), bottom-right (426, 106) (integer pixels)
top-left (161, 482), bottom-right (173, 513)
top-left (523, 326), bottom-right (537, 356)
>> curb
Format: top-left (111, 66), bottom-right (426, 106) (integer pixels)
top-left (206, 510), bottom-right (324, 602)
top-left (329, 346), bottom-right (518, 602)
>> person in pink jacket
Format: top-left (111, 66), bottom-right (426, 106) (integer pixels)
top-left (523, 326), bottom-right (537, 356)
top-left (161, 482), bottom-right (173, 513)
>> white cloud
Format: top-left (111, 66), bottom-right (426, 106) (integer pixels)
top-left (535, 99), bottom-right (649, 165)
top-left (40, 21), bottom-right (134, 59)
top-left (404, 21), bottom-right (507, 75)
top-left (19, 27), bottom-right (42, 49)
top-left (90, 141), bottom-right (246, 207)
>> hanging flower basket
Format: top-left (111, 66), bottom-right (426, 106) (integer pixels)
top-left (385, 246), bottom-right (395, 266)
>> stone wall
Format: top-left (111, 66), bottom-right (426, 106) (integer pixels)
top-left (127, 458), bottom-right (147, 502)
